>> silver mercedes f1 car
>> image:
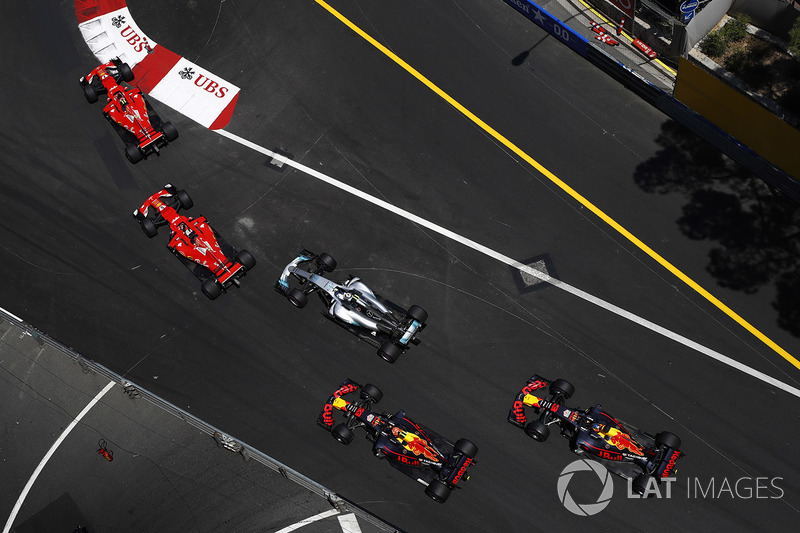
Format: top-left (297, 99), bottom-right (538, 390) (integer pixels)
top-left (275, 250), bottom-right (428, 363)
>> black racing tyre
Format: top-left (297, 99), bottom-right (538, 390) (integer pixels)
top-left (118, 62), bottom-right (134, 82)
top-left (424, 480), bottom-right (451, 503)
top-left (524, 420), bottom-right (550, 442)
top-left (632, 474), bottom-right (651, 496)
top-left (176, 189), bottom-right (193, 210)
top-left (287, 288), bottom-right (308, 308)
top-left (332, 424), bottom-right (354, 445)
top-left (201, 279), bottom-right (222, 300)
top-left (141, 217), bottom-right (158, 238)
top-left (377, 342), bottom-right (401, 364)
top-left (549, 379), bottom-right (575, 400)
top-left (360, 383), bottom-right (383, 404)
top-left (406, 305), bottom-right (428, 324)
top-left (453, 438), bottom-right (478, 459)
top-left (83, 83), bottom-right (98, 103)
top-left (125, 144), bottom-right (144, 164)
top-left (162, 121), bottom-right (179, 142)
top-left (317, 252), bottom-right (336, 272)
top-left (655, 432), bottom-right (681, 450)
top-left (236, 250), bottom-right (256, 271)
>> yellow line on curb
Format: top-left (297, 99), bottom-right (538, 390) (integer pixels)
top-left (314, 0), bottom-right (799, 370)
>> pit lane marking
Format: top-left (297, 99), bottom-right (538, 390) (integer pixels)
top-left (311, 1), bottom-right (798, 372)
top-left (273, 509), bottom-right (346, 533)
top-left (215, 129), bottom-right (800, 400)
top-left (3, 381), bottom-right (115, 533)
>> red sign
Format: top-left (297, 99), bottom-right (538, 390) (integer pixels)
top-left (609, 0), bottom-right (635, 19)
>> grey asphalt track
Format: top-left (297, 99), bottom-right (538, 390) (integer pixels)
top-left (2, 1), bottom-right (799, 532)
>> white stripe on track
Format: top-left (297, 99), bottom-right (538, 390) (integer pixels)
top-left (216, 128), bottom-right (800, 399)
top-left (3, 381), bottom-right (116, 533)
top-left (338, 513), bottom-right (362, 533)
top-left (274, 509), bottom-right (340, 533)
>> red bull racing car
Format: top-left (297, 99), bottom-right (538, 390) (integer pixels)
top-left (276, 250), bottom-right (427, 363)
top-left (508, 374), bottom-right (683, 494)
top-left (80, 58), bottom-right (178, 164)
top-left (133, 184), bottom-right (255, 299)
top-left (319, 379), bottom-right (478, 503)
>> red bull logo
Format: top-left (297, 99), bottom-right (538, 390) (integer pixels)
top-left (452, 457), bottom-right (473, 485)
top-left (661, 450), bottom-right (681, 477)
top-left (603, 428), bottom-right (644, 456)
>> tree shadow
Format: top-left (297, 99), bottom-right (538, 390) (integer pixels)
top-left (634, 120), bottom-right (800, 336)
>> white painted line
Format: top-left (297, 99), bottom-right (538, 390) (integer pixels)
top-left (3, 381), bottom-right (116, 533)
top-left (338, 513), bottom-right (363, 533)
top-left (216, 128), bottom-right (800, 399)
top-left (274, 509), bottom-right (340, 533)
top-left (0, 305), bottom-right (24, 323)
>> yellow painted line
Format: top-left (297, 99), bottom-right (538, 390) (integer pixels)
top-left (575, 0), bottom-right (677, 76)
top-left (314, 0), bottom-right (799, 370)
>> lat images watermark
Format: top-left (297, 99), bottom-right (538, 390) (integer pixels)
top-left (557, 459), bottom-right (785, 516)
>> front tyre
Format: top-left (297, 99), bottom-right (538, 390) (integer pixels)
top-left (317, 252), bottom-right (336, 272)
top-left (655, 432), bottom-right (681, 450)
top-left (424, 480), bottom-right (451, 503)
top-left (83, 83), bottom-right (98, 103)
top-left (118, 62), bottom-right (134, 82)
top-left (377, 342), bottom-right (401, 364)
top-left (632, 474), bottom-right (651, 496)
top-left (332, 424), bottom-right (354, 445)
top-left (287, 288), bottom-right (308, 308)
top-left (524, 420), bottom-right (550, 442)
top-left (549, 379), bottom-right (575, 400)
top-left (360, 383), bottom-right (383, 404)
top-left (176, 189), bottom-right (193, 210)
top-left (141, 217), bottom-right (158, 238)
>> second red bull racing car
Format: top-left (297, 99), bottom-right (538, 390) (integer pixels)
top-left (80, 58), bottom-right (178, 164)
top-left (319, 379), bottom-right (478, 503)
top-left (508, 374), bottom-right (684, 494)
top-left (276, 250), bottom-right (427, 363)
top-left (133, 184), bottom-right (255, 299)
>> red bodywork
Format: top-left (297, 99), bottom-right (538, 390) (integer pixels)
top-left (84, 61), bottom-right (165, 152)
top-left (136, 188), bottom-right (244, 286)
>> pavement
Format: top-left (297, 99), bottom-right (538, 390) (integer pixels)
top-left (1, 310), bottom-right (393, 533)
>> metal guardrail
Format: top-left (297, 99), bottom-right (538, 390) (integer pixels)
top-left (0, 308), bottom-right (403, 533)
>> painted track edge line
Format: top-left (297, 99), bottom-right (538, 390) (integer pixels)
top-left (214, 128), bottom-right (800, 400)
top-left (311, 0), bottom-right (799, 371)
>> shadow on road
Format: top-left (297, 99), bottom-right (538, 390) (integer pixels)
top-left (633, 120), bottom-right (800, 337)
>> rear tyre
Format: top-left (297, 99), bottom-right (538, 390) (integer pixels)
top-left (549, 379), bottom-right (575, 400)
top-left (377, 342), bottom-right (401, 364)
top-left (162, 121), bottom-right (179, 142)
top-left (83, 83), bottom-right (98, 103)
top-left (118, 62), bottom-right (134, 82)
top-left (176, 189), bottom-right (193, 210)
top-left (424, 480), bottom-right (451, 503)
top-left (655, 432), bottom-right (681, 450)
top-left (236, 250), bottom-right (256, 270)
top-left (125, 144), bottom-right (144, 164)
top-left (360, 383), bottom-right (383, 404)
top-left (141, 217), bottom-right (158, 238)
top-left (332, 424), bottom-right (354, 445)
top-left (406, 305), bottom-right (428, 324)
top-left (201, 279), bottom-right (222, 300)
top-left (453, 438), bottom-right (478, 459)
top-left (287, 288), bottom-right (308, 308)
top-left (524, 420), bottom-right (550, 442)
top-left (632, 474), bottom-right (651, 496)
top-left (317, 252), bottom-right (336, 272)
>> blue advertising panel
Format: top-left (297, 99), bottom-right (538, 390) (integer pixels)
top-left (502, 0), bottom-right (589, 57)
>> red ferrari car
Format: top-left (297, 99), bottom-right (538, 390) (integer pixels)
top-left (80, 58), bottom-right (177, 164)
top-left (133, 184), bottom-right (255, 299)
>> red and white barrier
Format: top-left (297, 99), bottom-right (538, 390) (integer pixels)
top-left (74, 0), bottom-right (239, 129)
